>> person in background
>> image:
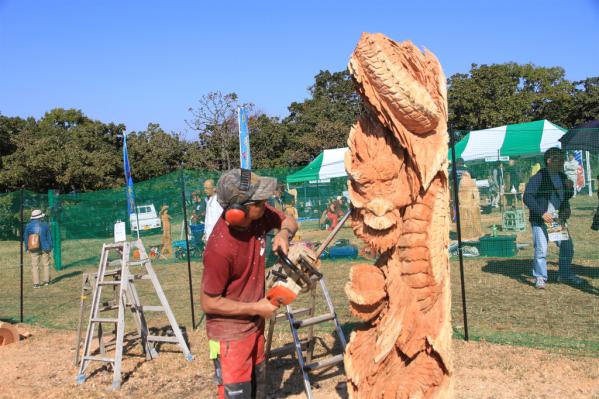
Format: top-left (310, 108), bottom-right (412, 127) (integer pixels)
top-left (203, 179), bottom-right (223, 242)
top-left (488, 168), bottom-right (500, 208)
top-left (269, 184), bottom-right (286, 213)
top-left (450, 157), bottom-right (470, 188)
top-left (592, 175), bottom-right (599, 231)
top-left (563, 152), bottom-right (579, 198)
top-left (201, 169), bottom-right (297, 399)
top-left (190, 190), bottom-right (203, 224)
top-left (523, 147), bottom-right (582, 289)
top-left (493, 162), bottom-right (506, 207)
top-left (24, 209), bottom-right (53, 288)
top-left (326, 198), bottom-right (341, 231)
top-left (265, 184), bottom-right (288, 264)
top-left (531, 161), bottom-right (542, 177)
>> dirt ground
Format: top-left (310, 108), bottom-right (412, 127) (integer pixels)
top-left (1, 324), bottom-right (598, 399)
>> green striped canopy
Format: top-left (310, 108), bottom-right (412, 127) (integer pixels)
top-left (286, 148), bottom-right (348, 183)
top-left (450, 120), bottom-right (567, 162)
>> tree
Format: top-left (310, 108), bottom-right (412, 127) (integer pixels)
top-left (282, 69), bottom-right (363, 165)
top-left (247, 114), bottom-right (289, 168)
top-left (126, 124), bottom-right (186, 182)
top-left (569, 77), bottom-right (599, 125)
top-left (0, 114), bottom-right (28, 170)
top-left (187, 91), bottom-right (252, 171)
top-left (447, 63), bottom-right (576, 136)
top-left (0, 108), bottom-right (124, 192)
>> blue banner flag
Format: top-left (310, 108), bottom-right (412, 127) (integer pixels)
top-left (574, 150), bottom-right (585, 191)
top-left (238, 107), bottom-right (252, 169)
top-left (123, 134), bottom-right (136, 215)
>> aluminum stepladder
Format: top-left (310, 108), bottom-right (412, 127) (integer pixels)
top-left (74, 272), bottom-right (98, 366)
top-left (265, 212), bottom-right (350, 399)
top-left (76, 239), bottom-right (192, 389)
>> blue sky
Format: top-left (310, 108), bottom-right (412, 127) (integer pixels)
top-left (1, 0), bottom-right (598, 140)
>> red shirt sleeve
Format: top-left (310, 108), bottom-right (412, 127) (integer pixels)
top-left (201, 249), bottom-right (231, 296)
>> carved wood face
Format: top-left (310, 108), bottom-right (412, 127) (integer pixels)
top-left (345, 116), bottom-right (419, 252)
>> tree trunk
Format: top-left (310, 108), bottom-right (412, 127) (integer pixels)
top-left (344, 33), bottom-right (452, 398)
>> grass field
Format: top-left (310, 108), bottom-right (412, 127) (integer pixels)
top-left (1, 194), bottom-right (598, 357)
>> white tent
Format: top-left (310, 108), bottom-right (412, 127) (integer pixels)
top-left (286, 148), bottom-right (348, 183)
top-left (450, 120), bottom-right (566, 162)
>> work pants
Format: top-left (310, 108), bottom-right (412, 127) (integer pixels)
top-left (214, 330), bottom-right (266, 399)
top-left (532, 225), bottom-right (574, 281)
top-left (30, 251), bottom-right (51, 285)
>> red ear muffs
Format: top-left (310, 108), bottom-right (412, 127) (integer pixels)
top-left (224, 203), bottom-right (248, 226)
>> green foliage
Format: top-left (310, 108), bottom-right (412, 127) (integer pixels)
top-left (0, 109), bottom-right (124, 192)
top-left (569, 77), bottom-right (599, 126)
top-left (282, 69), bottom-right (363, 165)
top-left (447, 63), bottom-right (584, 135)
top-left (126, 123), bottom-right (186, 182)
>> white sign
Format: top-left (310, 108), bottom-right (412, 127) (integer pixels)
top-left (114, 221), bottom-right (126, 243)
top-left (484, 156), bottom-right (510, 162)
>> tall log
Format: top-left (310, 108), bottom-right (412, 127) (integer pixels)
top-left (458, 172), bottom-right (483, 241)
top-left (344, 33), bottom-right (452, 398)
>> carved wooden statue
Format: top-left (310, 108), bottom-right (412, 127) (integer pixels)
top-left (458, 172), bottom-right (483, 241)
top-left (343, 33), bottom-right (452, 398)
top-left (160, 205), bottom-right (172, 259)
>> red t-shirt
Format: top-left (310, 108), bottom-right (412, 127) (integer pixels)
top-left (202, 204), bottom-right (285, 340)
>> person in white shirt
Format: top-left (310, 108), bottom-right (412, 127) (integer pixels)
top-left (563, 152), bottom-right (579, 197)
top-left (203, 179), bottom-right (223, 242)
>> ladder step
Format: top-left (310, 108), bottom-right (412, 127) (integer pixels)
top-left (127, 259), bottom-right (150, 267)
top-left (293, 313), bottom-right (335, 329)
top-left (276, 307), bottom-right (311, 320)
top-left (268, 339), bottom-right (310, 357)
top-left (91, 317), bottom-right (119, 323)
top-left (98, 281), bottom-right (121, 286)
top-left (142, 305), bottom-right (164, 312)
top-left (104, 268), bottom-right (122, 275)
top-left (98, 304), bottom-right (119, 312)
top-left (304, 354), bottom-right (345, 371)
top-left (147, 335), bottom-right (179, 343)
top-left (83, 355), bottom-right (115, 363)
top-left (108, 260), bottom-right (123, 267)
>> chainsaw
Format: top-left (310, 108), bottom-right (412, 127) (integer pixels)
top-left (265, 247), bottom-right (323, 306)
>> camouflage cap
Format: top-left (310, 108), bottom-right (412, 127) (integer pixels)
top-left (216, 169), bottom-right (277, 209)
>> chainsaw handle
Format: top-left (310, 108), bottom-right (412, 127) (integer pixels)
top-left (276, 248), bottom-right (312, 287)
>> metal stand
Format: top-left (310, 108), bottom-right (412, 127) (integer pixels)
top-left (76, 239), bottom-right (192, 389)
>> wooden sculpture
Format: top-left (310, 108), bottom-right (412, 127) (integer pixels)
top-left (344, 33), bottom-right (452, 398)
top-left (0, 322), bottom-right (20, 346)
top-left (458, 172), bottom-right (483, 241)
top-left (160, 205), bottom-right (172, 259)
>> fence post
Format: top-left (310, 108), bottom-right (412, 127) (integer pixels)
top-left (48, 189), bottom-right (62, 271)
top-left (449, 130), bottom-right (469, 341)
top-left (19, 188), bottom-right (24, 323)
top-left (179, 168), bottom-right (196, 329)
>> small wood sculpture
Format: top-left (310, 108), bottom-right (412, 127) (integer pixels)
top-left (160, 205), bottom-right (172, 259)
top-left (344, 33), bottom-right (452, 398)
top-left (0, 322), bottom-right (20, 346)
top-left (458, 172), bottom-right (483, 241)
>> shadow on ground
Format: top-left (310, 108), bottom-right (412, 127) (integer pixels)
top-left (482, 259), bottom-right (599, 296)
